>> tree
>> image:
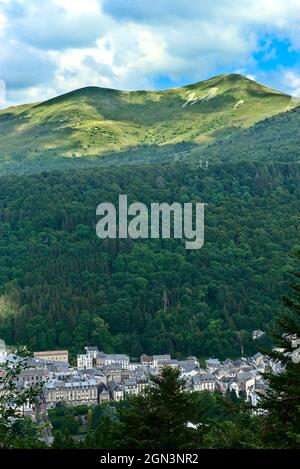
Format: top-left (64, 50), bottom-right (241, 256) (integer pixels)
top-left (260, 252), bottom-right (300, 448)
top-left (0, 348), bottom-right (44, 448)
top-left (111, 367), bottom-right (198, 449)
top-left (52, 430), bottom-right (78, 449)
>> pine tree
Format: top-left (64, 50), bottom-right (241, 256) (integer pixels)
top-left (260, 252), bottom-right (300, 448)
top-left (112, 367), bottom-right (198, 449)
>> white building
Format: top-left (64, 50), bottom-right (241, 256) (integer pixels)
top-left (123, 378), bottom-right (139, 397)
top-left (85, 346), bottom-right (99, 359)
top-left (103, 354), bottom-right (130, 370)
top-left (109, 381), bottom-right (124, 401)
top-left (77, 354), bottom-right (93, 370)
top-left (252, 330), bottom-right (265, 340)
top-left (45, 378), bottom-right (98, 408)
top-left (0, 339), bottom-right (7, 363)
top-left (205, 358), bottom-right (221, 373)
top-left (192, 373), bottom-right (216, 391)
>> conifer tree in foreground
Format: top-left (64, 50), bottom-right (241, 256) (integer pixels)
top-left (112, 367), bottom-right (197, 449)
top-left (260, 252), bottom-right (300, 448)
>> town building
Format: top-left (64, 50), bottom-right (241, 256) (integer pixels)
top-left (45, 378), bottom-right (98, 408)
top-left (192, 373), bottom-right (216, 391)
top-left (0, 339), bottom-right (7, 363)
top-left (34, 350), bottom-right (69, 363)
top-left (4, 344), bottom-right (285, 413)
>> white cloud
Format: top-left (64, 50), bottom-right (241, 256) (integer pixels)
top-left (284, 71), bottom-right (300, 97)
top-left (1, 0), bottom-right (300, 106)
top-left (0, 78), bottom-right (5, 105)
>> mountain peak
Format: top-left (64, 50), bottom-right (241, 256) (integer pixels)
top-left (0, 73), bottom-right (295, 170)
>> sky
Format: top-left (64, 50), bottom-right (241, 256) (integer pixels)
top-left (0, 0), bottom-right (300, 107)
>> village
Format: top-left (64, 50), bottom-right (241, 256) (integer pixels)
top-left (0, 336), bottom-right (284, 418)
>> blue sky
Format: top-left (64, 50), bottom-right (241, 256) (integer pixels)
top-left (0, 0), bottom-right (300, 107)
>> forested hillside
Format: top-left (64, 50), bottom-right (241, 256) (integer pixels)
top-left (0, 162), bottom-right (299, 358)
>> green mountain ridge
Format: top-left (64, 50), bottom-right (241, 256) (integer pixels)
top-left (0, 74), bottom-right (296, 173)
top-left (0, 75), bottom-right (300, 359)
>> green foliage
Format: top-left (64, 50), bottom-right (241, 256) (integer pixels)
top-left (85, 367), bottom-right (263, 449)
top-left (0, 162), bottom-right (299, 357)
top-left (259, 252), bottom-right (300, 448)
top-left (112, 367), bottom-right (195, 449)
top-left (52, 430), bottom-right (79, 449)
top-left (0, 348), bottom-right (44, 448)
top-left (195, 105), bottom-right (300, 165)
top-left (49, 404), bottom-right (80, 435)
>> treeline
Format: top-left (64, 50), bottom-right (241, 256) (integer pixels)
top-left (0, 161), bottom-right (299, 358)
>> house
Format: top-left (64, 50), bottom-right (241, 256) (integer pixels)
top-left (95, 352), bottom-right (107, 367)
top-left (102, 354), bottom-right (130, 370)
top-left (140, 354), bottom-right (172, 369)
top-left (34, 350), bottom-right (69, 364)
top-left (217, 376), bottom-right (232, 393)
top-left (108, 381), bottom-right (124, 401)
top-left (192, 373), bottom-right (216, 392)
top-left (237, 372), bottom-right (255, 399)
top-left (205, 358), bottom-right (221, 373)
top-left (45, 378), bottom-right (98, 408)
top-left (140, 354), bottom-right (153, 366)
top-left (77, 354), bottom-right (93, 370)
top-left (92, 370), bottom-right (107, 386)
top-left (252, 330), bottom-right (265, 340)
top-left (162, 359), bottom-right (179, 369)
top-left (43, 360), bottom-right (70, 373)
top-left (249, 380), bottom-right (268, 407)
top-left (85, 346), bottom-right (99, 359)
top-left (184, 381), bottom-right (194, 393)
top-left (223, 358), bottom-right (234, 367)
top-left (16, 367), bottom-right (49, 387)
top-left (98, 383), bottom-right (110, 403)
top-left (123, 378), bottom-right (139, 397)
top-left (178, 360), bottom-right (199, 378)
top-left (0, 339), bottom-right (7, 363)
top-left (136, 373), bottom-right (149, 393)
top-left (78, 351), bottom-right (132, 370)
top-left (152, 355), bottom-right (172, 369)
top-left (228, 378), bottom-right (239, 397)
top-left (253, 352), bottom-right (264, 368)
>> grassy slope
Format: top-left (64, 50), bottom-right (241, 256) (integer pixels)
top-left (194, 105), bottom-right (300, 164)
top-left (0, 74), bottom-right (295, 168)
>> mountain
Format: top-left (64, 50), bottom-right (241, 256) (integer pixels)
top-left (0, 74), bottom-right (296, 174)
top-left (0, 74), bottom-right (299, 359)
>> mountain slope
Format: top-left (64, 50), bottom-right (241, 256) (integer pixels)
top-left (0, 74), bottom-right (295, 172)
top-left (0, 162), bottom-right (299, 357)
top-left (193, 104), bottom-right (300, 164)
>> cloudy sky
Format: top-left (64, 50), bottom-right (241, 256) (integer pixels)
top-left (0, 0), bottom-right (300, 107)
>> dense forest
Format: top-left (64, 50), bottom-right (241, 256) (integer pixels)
top-left (3, 256), bottom-right (300, 450)
top-left (0, 161), bottom-right (299, 358)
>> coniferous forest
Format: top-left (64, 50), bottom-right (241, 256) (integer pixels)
top-left (0, 160), bottom-right (299, 359)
